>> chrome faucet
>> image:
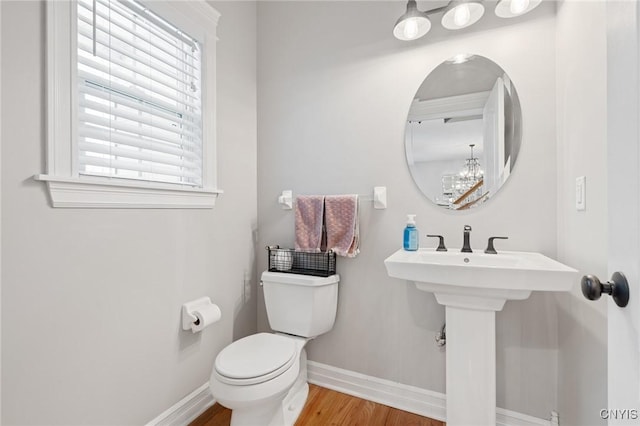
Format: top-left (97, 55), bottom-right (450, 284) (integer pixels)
top-left (461, 225), bottom-right (472, 253)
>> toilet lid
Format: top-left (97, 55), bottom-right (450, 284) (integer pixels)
top-left (215, 333), bottom-right (296, 383)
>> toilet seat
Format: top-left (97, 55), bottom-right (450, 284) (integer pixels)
top-left (214, 333), bottom-right (297, 386)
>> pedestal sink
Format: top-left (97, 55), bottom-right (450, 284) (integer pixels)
top-left (384, 248), bottom-right (578, 426)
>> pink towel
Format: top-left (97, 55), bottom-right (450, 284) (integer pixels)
top-left (295, 195), bottom-right (325, 252)
top-left (324, 195), bottom-right (359, 258)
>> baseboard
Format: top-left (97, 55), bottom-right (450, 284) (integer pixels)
top-left (145, 382), bottom-right (215, 426)
top-left (307, 360), bottom-right (551, 426)
top-left (145, 363), bottom-right (552, 426)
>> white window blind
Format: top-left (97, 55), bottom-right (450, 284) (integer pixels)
top-left (76, 0), bottom-right (203, 187)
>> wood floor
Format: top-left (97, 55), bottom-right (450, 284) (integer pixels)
top-left (190, 384), bottom-right (444, 426)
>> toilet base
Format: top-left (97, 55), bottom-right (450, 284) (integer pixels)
top-left (280, 366), bottom-right (309, 425)
top-left (229, 349), bottom-right (309, 426)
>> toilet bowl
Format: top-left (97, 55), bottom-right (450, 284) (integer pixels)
top-left (209, 271), bottom-right (340, 426)
top-left (209, 333), bottom-right (309, 426)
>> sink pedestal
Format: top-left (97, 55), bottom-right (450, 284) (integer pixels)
top-left (445, 304), bottom-right (498, 425)
top-left (435, 293), bottom-right (508, 426)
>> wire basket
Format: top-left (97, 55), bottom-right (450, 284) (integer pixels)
top-left (266, 246), bottom-right (337, 277)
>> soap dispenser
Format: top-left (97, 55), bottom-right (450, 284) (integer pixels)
top-left (403, 214), bottom-right (419, 251)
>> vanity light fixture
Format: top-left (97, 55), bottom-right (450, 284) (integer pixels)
top-left (495, 0), bottom-right (542, 18)
top-left (393, 0), bottom-right (432, 41)
top-left (441, 0), bottom-right (485, 30)
top-left (393, 0), bottom-right (542, 41)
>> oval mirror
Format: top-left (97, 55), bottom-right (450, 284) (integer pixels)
top-left (405, 54), bottom-right (522, 210)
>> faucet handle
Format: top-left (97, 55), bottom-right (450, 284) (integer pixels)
top-left (485, 237), bottom-right (508, 254)
top-left (426, 235), bottom-right (447, 252)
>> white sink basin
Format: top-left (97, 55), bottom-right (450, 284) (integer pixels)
top-left (385, 248), bottom-right (578, 309)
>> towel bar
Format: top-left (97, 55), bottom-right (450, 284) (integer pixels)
top-left (278, 187), bottom-right (387, 210)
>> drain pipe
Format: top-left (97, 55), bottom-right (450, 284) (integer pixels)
top-left (435, 323), bottom-right (446, 347)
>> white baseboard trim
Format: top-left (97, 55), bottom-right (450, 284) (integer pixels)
top-left (145, 363), bottom-right (552, 426)
top-left (307, 360), bottom-right (551, 426)
top-left (146, 382), bottom-right (215, 426)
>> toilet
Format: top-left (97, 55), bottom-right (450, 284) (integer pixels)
top-left (209, 271), bottom-right (340, 426)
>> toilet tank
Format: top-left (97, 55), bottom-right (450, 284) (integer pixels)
top-left (261, 271), bottom-right (339, 338)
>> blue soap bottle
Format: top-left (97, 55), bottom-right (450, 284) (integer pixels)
top-left (403, 214), bottom-right (419, 251)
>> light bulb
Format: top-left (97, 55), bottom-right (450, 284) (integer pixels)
top-left (495, 0), bottom-right (540, 18)
top-left (510, 0), bottom-right (529, 15)
top-left (454, 4), bottom-right (471, 27)
top-left (403, 18), bottom-right (419, 40)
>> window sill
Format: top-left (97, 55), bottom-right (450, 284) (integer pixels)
top-left (34, 175), bottom-right (223, 209)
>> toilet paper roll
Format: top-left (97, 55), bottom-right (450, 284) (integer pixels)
top-left (274, 250), bottom-right (293, 271)
top-left (191, 304), bottom-right (222, 333)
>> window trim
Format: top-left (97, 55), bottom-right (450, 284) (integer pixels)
top-left (38, 0), bottom-right (222, 208)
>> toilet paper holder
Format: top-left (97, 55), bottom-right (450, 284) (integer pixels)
top-left (182, 297), bottom-right (217, 331)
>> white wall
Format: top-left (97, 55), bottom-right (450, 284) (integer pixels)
top-left (555, 1), bottom-right (608, 425)
top-left (257, 1), bottom-right (559, 418)
top-left (0, 1), bottom-right (257, 424)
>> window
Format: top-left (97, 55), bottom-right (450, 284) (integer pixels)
top-left (77, 0), bottom-right (203, 186)
top-left (39, 0), bottom-right (222, 208)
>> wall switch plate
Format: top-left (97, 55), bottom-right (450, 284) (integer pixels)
top-left (576, 176), bottom-right (586, 211)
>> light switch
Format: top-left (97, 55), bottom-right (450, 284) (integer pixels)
top-left (576, 176), bottom-right (586, 211)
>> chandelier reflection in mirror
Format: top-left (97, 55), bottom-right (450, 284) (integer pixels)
top-left (444, 144), bottom-right (485, 208)
top-left (393, 0), bottom-right (542, 41)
